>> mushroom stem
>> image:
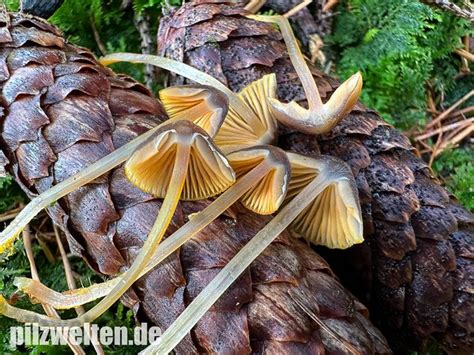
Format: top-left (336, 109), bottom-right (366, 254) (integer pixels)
top-left (100, 53), bottom-right (262, 133)
top-left (251, 15), bottom-right (323, 111)
top-left (14, 161), bottom-right (274, 309)
top-left (142, 167), bottom-right (334, 354)
top-left (249, 15), bottom-right (363, 135)
top-left (72, 142), bottom-right (192, 326)
top-left (2, 121), bottom-right (235, 326)
top-left (0, 125), bottom-right (162, 255)
top-left (12, 143), bottom-right (191, 328)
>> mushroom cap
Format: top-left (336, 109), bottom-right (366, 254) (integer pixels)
top-left (159, 85), bottom-right (229, 137)
top-left (215, 74), bottom-right (278, 152)
top-left (285, 153), bottom-right (363, 249)
top-left (269, 72), bottom-right (363, 135)
top-left (323, 72), bottom-right (362, 121)
top-left (125, 120), bottom-right (235, 201)
top-left (226, 145), bottom-right (290, 215)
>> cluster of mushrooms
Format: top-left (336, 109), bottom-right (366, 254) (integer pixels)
top-left (0, 16), bottom-right (364, 353)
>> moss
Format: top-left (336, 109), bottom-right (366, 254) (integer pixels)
top-left (433, 148), bottom-right (474, 209)
top-left (329, 0), bottom-right (471, 130)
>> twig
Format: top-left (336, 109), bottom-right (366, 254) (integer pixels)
top-left (0, 206), bottom-right (22, 222)
top-left (448, 105), bottom-right (474, 118)
top-left (421, 0), bottom-right (474, 21)
top-left (133, 10), bottom-right (157, 90)
top-left (22, 224), bottom-right (86, 355)
top-left (53, 224), bottom-right (104, 355)
top-left (438, 124), bottom-right (474, 154)
top-left (427, 87), bottom-right (437, 113)
top-left (323, 0), bottom-right (339, 12)
top-left (309, 34), bottom-right (326, 64)
top-left (416, 117), bottom-right (474, 140)
top-left (283, 0), bottom-right (313, 18)
top-left (35, 236), bottom-right (55, 263)
top-left (427, 90), bottom-right (474, 129)
top-left (429, 138), bottom-right (441, 166)
top-left (417, 139), bottom-right (433, 152)
top-left (455, 48), bottom-right (474, 62)
top-left (90, 16), bottom-right (107, 56)
top-left (445, 122), bottom-right (470, 142)
top-left (244, 0), bottom-right (266, 14)
top-left (428, 117), bottom-right (445, 167)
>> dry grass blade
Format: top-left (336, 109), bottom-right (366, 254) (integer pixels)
top-left (416, 117), bottom-right (474, 141)
top-left (449, 106), bottom-right (474, 118)
top-left (323, 0), bottom-right (339, 12)
top-left (243, 0), bottom-right (266, 13)
top-left (0, 206), bottom-right (22, 222)
top-left (427, 90), bottom-right (474, 129)
top-left (53, 224), bottom-right (104, 355)
top-left (283, 0), bottom-right (313, 18)
top-left (455, 48), bottom-right (474, 62)
top-left (416, 87), bottom-right (472, 166)
top-left (437, 124), bottom-right (473, 155)
top-left (22, 224), bottom-right (86, 355)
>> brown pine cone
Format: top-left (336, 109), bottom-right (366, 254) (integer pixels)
top-left (0, 11), bottom-right (391, 354)
top-left (158, 1), bottom-right (474, 352)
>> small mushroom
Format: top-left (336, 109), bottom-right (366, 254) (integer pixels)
top-left (214, 74), bottom-right (278, 153)
top-left (0, 83), bottom-right (227, 255)
top-left (124, 121), bottom-right (235, 200)
top-left (226, 146), bottom-right (289, 214)
top-left (285, 152), bottom-right (363, 249)
top-left (13, 146), bottom-right (291, 310)
top-left (252, 15), bottom-right (363, 135)
top-left (144, 154), bottom-right (363, 354)
top-left (100, 53), bottom-right (279, 152)
top-left (159, 85), bottom-right (228, 137)
top-left (0, 121), bottom-right (235, 327)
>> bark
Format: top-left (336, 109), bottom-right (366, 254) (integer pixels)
top-left (260, 0), bottom-right (333, 48)
top-left (0, 11), bottom-right (390, 354)
top-left (21, 0), bottom-right (64, 18)
top-left (133, 10), bottom-right (157, 90)
top-left (421, 1), bottom-right (474, 21)
top-left (157, 1), bottom-right (474, 352)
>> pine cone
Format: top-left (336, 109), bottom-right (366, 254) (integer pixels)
top-left (0, 11), bottom-right (391, 354)
top-left (158, 1), bottom-right (474, 352)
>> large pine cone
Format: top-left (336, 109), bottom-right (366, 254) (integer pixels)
top-left (0, 11), bottom-right (391, 354)
top-left (158, 1), bottom-right (474, 352)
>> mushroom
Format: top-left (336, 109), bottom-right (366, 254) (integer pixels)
top-left (284, 152), bottom-right (363, 249)
top-left (214, 74), bottom-right (278, 153)
top-left (100, 53), bottom-right (278, 152)
top-left (159, 84), bottom-right (228, 137)
top-left (226, 146), bottom-right (289, 214)
top-left (13, 145), bottom-right (291, 310)
top-left (251, 15), bottom-right (363, 135)
top-left (0, 84), bottom-right (227, 255)
top-left (142, 154), bottom-right (364, 354)
top-left (1, 120), bottom-right (235, 327)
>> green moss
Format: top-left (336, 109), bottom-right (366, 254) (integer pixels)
top-left (433, 148), bottom-right (474, 209)
top-left (0, 240), bottom-right (144, 354)
top-left (330, 0), bottom-right (471, 130)
top-left (0, 176), bottom-right (25, 214)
